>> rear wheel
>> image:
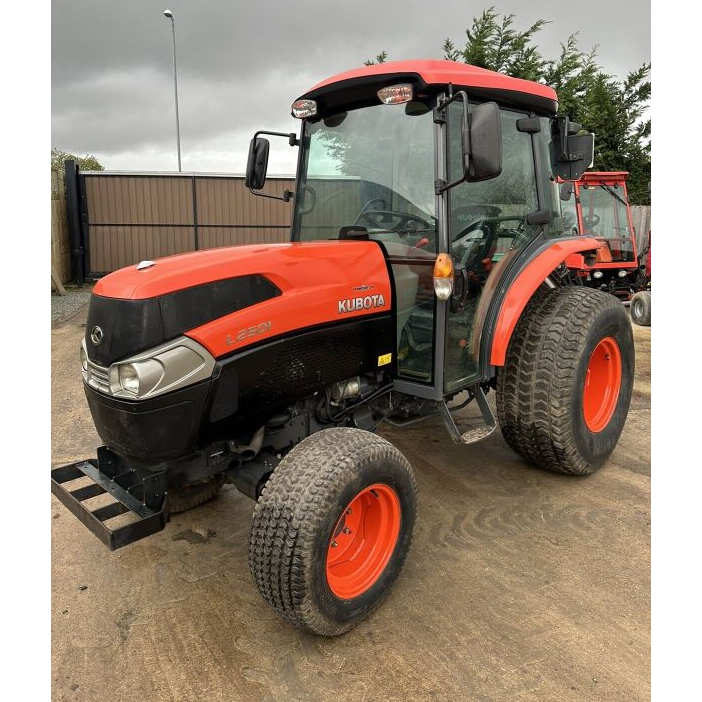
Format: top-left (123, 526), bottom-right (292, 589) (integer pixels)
top-left (630, 290), bottom-right (651, 326)
top-left (497, 286), bottom-right (634, 475)
top-left (248, 427), bottom-right (417, 636)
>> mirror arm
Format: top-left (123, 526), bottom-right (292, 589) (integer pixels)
top-left (248, 187), bottom-right (294, 202)
top-left (435, 91), bottom-right (471, 194)
top-left (253, 129), bottom-right (299, 146)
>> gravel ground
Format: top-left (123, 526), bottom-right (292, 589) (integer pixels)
top-left (51, 306), bottom-right (650, 702)
top-left (51, 289), bottom-right (92, 327)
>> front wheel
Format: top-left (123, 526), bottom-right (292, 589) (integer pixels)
top-left (497, 287), bottom-right (634, 475)
top-left (248, 428), bottom-right (417, 636)
top-left (630, 290), bottom-right (651, 326)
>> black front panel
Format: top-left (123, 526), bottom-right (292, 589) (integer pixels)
top-left (86, 295), bottom-right (164, 367)
top-left (84, 381), bottom-right (211, 462)
top-left (84, 314), bottom-right (393, 463)
top-left (207, 315), bottom-right (394, 430)
top-left (85, 275), bottom-right (281, 366)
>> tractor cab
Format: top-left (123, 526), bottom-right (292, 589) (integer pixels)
top-left (559, 171), bottom-right (643, 298)
top-left (248, 60), bottom-right (595, 408)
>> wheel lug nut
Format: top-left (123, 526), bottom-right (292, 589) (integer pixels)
top-left (343, 527), bottom-right (351, 534)
top-left (346, 508), bottom-right (352, 515)
top-left (331, 540), bottom-right (338, 548)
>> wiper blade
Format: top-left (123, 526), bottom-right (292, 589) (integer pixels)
top-left (600, 184), bottom-right (628, 208)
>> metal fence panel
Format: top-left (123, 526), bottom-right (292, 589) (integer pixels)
top-left (77, 172), bottom-right (294, 277)
top-left (630, 206), bottom-right (651, 254)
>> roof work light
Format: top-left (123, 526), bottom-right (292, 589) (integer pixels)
top-left (377, 84), bottom-right (413, 104)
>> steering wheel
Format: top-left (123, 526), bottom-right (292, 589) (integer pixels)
top-left (455, 215), bottom-right (526, 272)
top-left (457, 220), bottom-right (495, 269)
top-left (584, 214), bottom-right (600, 229)
top-left (358, 209), bottom-right (434, 233)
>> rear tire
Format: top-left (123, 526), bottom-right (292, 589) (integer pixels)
top-left (630, 290), bottom-right (651, 326)
top-left (248, 427), bottom-right (417, 636)
top-left (496, 287), bottom-right (634, 475)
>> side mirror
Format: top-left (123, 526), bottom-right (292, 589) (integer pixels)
top-left (245, 136), bottom-right (270, 190)
top-left (559, 182), bottom-right (574, 201)
top-left (551, 116), bottom-right (594, 181)
top-left (464, 101), bottom-right (502, 182)
top-left (439, 93), bottom-right (502, 193)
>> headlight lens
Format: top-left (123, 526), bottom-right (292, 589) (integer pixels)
top-left (119, 364), bottom-right (140, 395)
top-left (116, 358), bottom-right (165, 397)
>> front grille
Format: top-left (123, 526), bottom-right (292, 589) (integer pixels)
top-left (86, 359), bottom-right (110, 394)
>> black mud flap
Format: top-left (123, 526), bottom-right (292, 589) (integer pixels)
top-left (51, 447), bottom-right (169, 550)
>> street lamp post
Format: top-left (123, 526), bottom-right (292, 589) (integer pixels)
top-left (163, 9), bottom-right (182, 171)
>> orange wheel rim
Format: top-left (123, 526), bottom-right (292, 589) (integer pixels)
top-left (583, 336), bottom-right (622, 432)
top-left (326, 484), bottom-right (401, 599)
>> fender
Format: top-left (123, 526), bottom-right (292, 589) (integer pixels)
top-left (489, 237), bottom-right (601, 366)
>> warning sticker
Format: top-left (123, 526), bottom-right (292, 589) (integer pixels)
top-left (378, 353), bottom-right (392, 367)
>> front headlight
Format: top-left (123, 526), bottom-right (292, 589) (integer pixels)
top-left (118, 364), bottom-right (141, 395)
top-left (108, 337), bottom-right (215, 400)
top-left (117, 359), bottom-right (165, 396)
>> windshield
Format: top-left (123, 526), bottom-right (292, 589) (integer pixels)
top-left (292, 104), bottom-right (438, 249)
top-left (579, 184), bottom-right (634, 262)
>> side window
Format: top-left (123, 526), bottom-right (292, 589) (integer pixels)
top-left (444, 104), bottom-right (540, 391)
top-left (539, 116), bottom-right (567, 236)
top-left (561, 190), bottom-right (579, 234)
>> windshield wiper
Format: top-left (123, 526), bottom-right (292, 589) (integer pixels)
top-left (600, 184), bottom-right (628, 208)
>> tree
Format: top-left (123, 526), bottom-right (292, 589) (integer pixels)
top-left (364, 51), bottom-right (387, 66)
top-left (51, 148), bottom-right (104, 173)
top-left (366, 7), bottom-right (651, 203)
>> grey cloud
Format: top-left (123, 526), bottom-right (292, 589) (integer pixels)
top-left (52, 0), bottom-right (650, 172)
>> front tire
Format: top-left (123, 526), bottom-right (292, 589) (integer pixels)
top-left (497, 287), bottom-right (634, 475)
top-left (168, 474), bottom-right (225, 514)
top-left (248, 428), bottom-right (417, 636)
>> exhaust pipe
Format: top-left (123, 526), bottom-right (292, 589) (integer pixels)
top-left (233, 426), bottom-right (265, 461)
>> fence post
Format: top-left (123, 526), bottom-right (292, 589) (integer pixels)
top-left (64, 160), bottom-right (85, 285)
top-left (191, 175), bottom-right (199, 250)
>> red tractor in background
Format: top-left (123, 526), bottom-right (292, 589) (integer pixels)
top-left (559, 171), bottom-right (651, 325)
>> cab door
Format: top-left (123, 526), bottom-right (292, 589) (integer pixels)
top-left (443, 104), bottom-right (543, 393)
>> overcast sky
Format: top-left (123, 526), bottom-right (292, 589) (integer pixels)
top-left (52, 0), bottom-right (650, 174)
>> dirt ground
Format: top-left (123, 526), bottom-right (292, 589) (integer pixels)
top-left (51, 306), bottom-right (650, 702)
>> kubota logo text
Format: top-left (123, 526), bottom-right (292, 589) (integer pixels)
top-left (338, 294), bottom-right (386, 314)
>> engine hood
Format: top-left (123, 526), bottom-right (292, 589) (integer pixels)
top-left (87, 240), bottom-right (392, 363)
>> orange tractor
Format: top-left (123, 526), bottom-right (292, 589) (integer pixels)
top-left (560, 171), bottom-right (651, 325)
top-left (52, 60), bottom-right (634, 635)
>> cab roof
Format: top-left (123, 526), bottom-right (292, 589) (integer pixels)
top-left (297, 59), bottom-right (559, 116)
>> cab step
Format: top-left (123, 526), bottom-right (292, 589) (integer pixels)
top-left (51, 447), bottom-right (169, 550)
top-left (439, 385), bottom-right (497, 445)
